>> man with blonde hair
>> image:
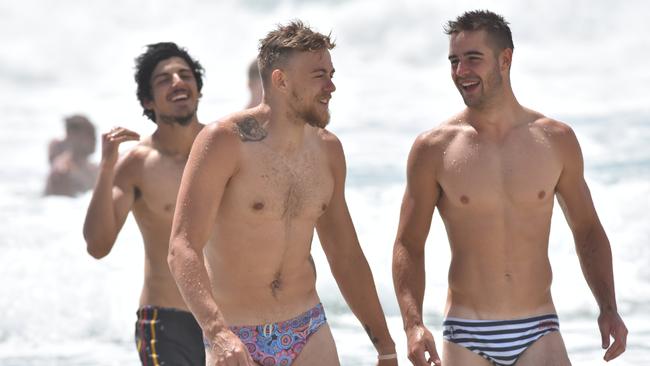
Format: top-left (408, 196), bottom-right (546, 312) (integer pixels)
top-left (169, 21), bottom-right (397, 366)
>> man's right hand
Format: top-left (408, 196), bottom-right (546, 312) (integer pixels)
top-left (406, 325), bottom-right (441, 366)
top-left (101, 127), bottom-right (139, 167)
top-left (207, 329), bottom-right (256, 366)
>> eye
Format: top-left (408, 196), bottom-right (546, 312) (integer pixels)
top-left (155, 76), bottom-right (171, 86)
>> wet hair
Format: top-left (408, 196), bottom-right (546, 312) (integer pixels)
top-left (64, 114), bottom-right (95, 135)
top-left (257, 20), bottom-right (335, 88)
top-left (134, 42), bottom-right (205, 122)
top-left (444, 10), bottom-right (514, 52)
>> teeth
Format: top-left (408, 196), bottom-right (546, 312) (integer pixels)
top-left (171, 94), bottom-right (188, 101)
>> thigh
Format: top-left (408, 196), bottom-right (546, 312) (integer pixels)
top-left (293, 323), bottom-right (340, 366)
top-left (141, 311), bottom-right (205, 366)
top-left (442, 340), bottom-right (492, 366)
top-left (516, 331), bottom-right (571, 366)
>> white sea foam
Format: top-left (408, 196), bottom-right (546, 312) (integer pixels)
top-left (1, 0), bottom-right (648, 364)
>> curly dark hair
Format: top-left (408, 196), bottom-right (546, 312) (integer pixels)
top-left (444, 10), bottom-right (514, 52)
top-left (134, 42), bottom-right (205, 122)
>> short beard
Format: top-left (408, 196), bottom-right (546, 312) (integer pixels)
top-left (304, 109), bottom-right (329, 128)
top-left (291, 91), bottom-right (330, 129)
top-left (158, 112), bottom-right (195, 126)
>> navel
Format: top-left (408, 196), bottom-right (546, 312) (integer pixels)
top-left (164, 203), bottom-right (173, 212)
top-left (252, 202), bottom-right (265, 210)
top-left (460, 195), bottom-right (470, 204)
top-left (270, 272), bottom-right (282, 298)
top-left (321, 203), bottom-right (328, 212)
top-left (537, 190), bottom-right (546, 199)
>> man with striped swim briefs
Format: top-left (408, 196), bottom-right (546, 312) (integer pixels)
top-left (392, 9), bottom-right (627, 366)
top-left (442, 314), bottom-right (560, 365)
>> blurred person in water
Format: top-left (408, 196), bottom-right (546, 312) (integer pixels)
top-left (44, 114), bottom-right (98, 197)
top-left (246, 58), bottom-right (263, 108)
top-left (83, 42), bottom-right (207, 365)
top-left (393, 9), bottom-right (627, 366)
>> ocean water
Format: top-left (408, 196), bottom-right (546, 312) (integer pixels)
top-left (1, 0), bottom-right (648, 365)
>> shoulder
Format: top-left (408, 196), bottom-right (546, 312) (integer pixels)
top-left (311, 128), bottom-right (346, 174)
top-left (194, 117), bottom-right (244, 151)
top-left (112, 138), bottom-right (154, 184)
top-left (316, 128), bottom-right (343, 152)
top-left (412, 118), bottom-right (467, 156)
top-left (531, 115), bottom-right (581, 150)
top-left (119, 138), bottom-right (153, 165)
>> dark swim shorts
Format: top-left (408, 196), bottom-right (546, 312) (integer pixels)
top-left (135, 306), bottom-right (205, 366)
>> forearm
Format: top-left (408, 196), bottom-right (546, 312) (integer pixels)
top-left (168, 239), bottom-right (227, 339)
top-left (575, 224), bottom-right (617, 312)
top-left (332, 253), bottom-right (395, 354)
top-left (83, 165), bottom-right (118, 258)
top-left (393, 239), bottom-right (426, 331)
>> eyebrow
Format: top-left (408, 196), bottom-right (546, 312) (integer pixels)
top-left (152, 68), bottom-right (192, 80)
top-left (311, 68), bottom-right (335, 74)
top-left (448, 50), bottom-right (485, 60)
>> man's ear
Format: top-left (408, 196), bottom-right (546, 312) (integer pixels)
top-left (142, 98), bottom-right (154, 110)
top-left (500, 48), bottom-right (513, 72)
top-left (271, 69), bottom-right (287, 92)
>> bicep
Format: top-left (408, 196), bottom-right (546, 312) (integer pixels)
top-left (555, 130), bottom-right (599, 235)
top-left (315, 142), bottom-right (355, 256)
top-left (395, 141), bottom-right (440, 250)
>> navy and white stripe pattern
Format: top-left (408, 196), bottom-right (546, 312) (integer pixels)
top-left (443, 313), bottom-right (560, 366)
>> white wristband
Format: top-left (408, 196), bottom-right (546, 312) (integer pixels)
top-left (378, 353), bottom-right (397, 360)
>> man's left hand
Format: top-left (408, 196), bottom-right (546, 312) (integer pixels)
top-left (598, 310), bottom-right (628, 361)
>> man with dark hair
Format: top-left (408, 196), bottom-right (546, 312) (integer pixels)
top-left (83, 42), bottom-right (206, 365)
top-left (393, 9), bottom-right (627, 366)
top-left (169, 21), bottom-right (397, 366)
top-left (45, 114), bottom-right (98, 196)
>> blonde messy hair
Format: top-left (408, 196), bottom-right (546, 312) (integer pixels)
top-left (257, 20), bottom-right (335, 88)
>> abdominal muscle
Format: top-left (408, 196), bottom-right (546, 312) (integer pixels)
top-left (204, 218), bottom-right (321, 326)
top-left (441, 213), bottom-right (557, 320)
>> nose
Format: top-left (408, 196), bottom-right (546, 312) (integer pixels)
top-left (325, 78), bottom-right (336, 93)
top-left (453, 61), bottom-right (470, 77)
top-left (171, 73), bottom-right (185, 87)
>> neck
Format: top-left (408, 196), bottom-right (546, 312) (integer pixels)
top-left (152, 117), bottom-right (203, 157)
top-left (261, 96), bottom-right (308, 153)
top-left (464, 87), bottom-right (523, 133)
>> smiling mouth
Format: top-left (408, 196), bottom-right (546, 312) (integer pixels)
top-left (169, 91), bottom-right (190, 102)
top-left (459, 80), bottom-right (480, 92)
top-left (318, 95), bottom-right (331, 105)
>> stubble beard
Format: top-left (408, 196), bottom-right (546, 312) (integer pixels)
top-left (158, 102), bottom-right (198, 126)
top-left (460, 66), bottom-right (503, 109)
